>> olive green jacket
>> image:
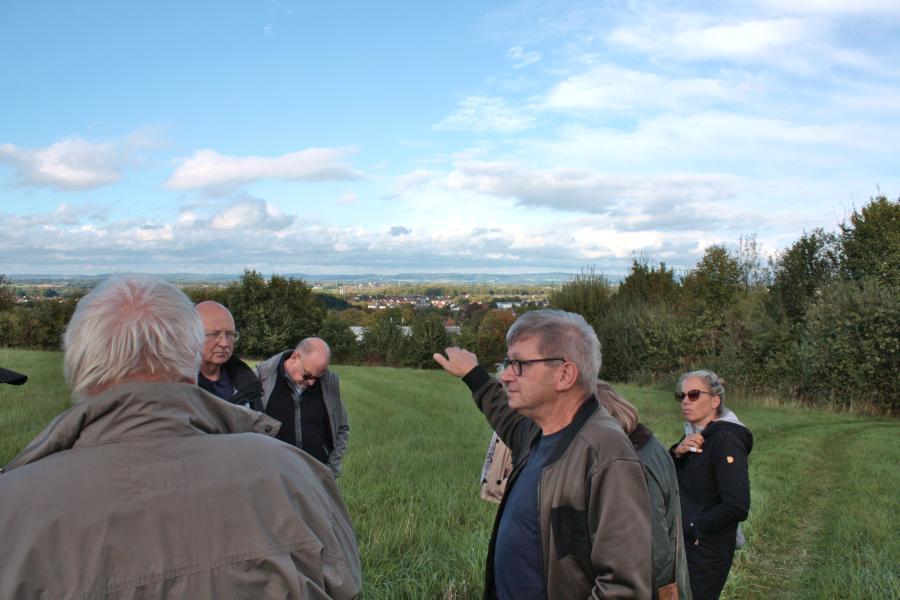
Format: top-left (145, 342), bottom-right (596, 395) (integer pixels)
top-left (0, 382), bottom-right (361, 599)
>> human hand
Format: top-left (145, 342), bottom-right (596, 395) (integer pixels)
top-left (674, 433), bottom-right (705, 457)
top-left (433, 347), bottom-right (479, 377)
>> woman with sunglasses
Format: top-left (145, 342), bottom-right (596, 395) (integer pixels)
top-left (671, 370), bottom-right (753, 600)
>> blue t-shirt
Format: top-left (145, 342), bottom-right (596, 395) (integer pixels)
top-left (494, 429), bottom-right (563, 600)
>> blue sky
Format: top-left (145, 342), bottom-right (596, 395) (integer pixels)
top-left (1, 0), bottom-right (898, 277)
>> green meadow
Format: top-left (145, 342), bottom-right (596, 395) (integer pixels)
top-left (1, 348), bottom-right (898, 600)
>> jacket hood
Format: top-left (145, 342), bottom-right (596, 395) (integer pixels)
top-left (3, 382), bottom-right (280, 473)
top-left (699, 419), bottom-right (753, 455)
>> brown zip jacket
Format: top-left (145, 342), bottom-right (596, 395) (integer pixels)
top-left (0, 382), bottom-right (361, 599)
top-left (463, 366), bottom-right (653, 600)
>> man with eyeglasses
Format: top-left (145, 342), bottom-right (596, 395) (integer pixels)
top-left (434, 309), bottom-right (653, 600)
top-left (195, 301), bottom-right (263, 409)
top-left (256, 338), bottom-right (349, 478)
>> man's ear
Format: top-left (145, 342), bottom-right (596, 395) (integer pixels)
top-left (555, 361), bottom-right (578, 392)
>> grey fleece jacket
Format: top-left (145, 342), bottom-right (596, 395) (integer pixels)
top-left (256, 351), bottom-right (350, 477)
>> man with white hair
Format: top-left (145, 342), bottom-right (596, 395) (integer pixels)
top-left (0, 276), bottom-right (361, 599)
top-left (434, 309), bottom-right (653, 600)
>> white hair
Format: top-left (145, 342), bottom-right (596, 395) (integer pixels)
top-left (64, 276), bottom-right (203, 400)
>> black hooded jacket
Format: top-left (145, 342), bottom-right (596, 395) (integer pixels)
top-left (199, 356), bottom-right (264, 411)
top-left (672, 420), bottom-right (753, 543)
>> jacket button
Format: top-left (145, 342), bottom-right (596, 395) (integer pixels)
top-left (264, 425), bottom-right (273, 433)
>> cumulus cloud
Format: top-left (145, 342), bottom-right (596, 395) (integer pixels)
top-left (165, 147), bottom-right (363, 192)
top-left (0, 137), bottom-right (123, 190)
top-left (178, 197), bottom-right (294, 231)
top-left (395, 160), bottom-right (734, 214)
top-left (0, 130), bottom-right (167, 191)
top-left (508, 45), bottom-right (542, 68)
top-left (433, 96), bottom-right (536, 132)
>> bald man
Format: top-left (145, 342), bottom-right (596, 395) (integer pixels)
top-left (196, 301), bottom-right (263, 409)
top-left (256, 338), bottom-right (350, 477)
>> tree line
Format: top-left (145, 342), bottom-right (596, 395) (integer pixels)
top-left (1, 195), bottom-right (896, 414)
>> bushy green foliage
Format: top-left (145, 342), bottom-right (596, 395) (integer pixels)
top-left (319, 313), bottom-right (360, 365)
top-left (549, 267), bottom-right (612, 325)
top-left (616, 259), bottom-right (679, 306)
top-left (0, 275), bottom-right (15, 312)
top-left (406, 311), bottom-right (451, 369)
top-left (0, 300), bottom-right (79, 351)
top-left (471, 309), bottom-right (516, 369)
top-left (840, 195), bottom-right (900, 287)
top-left (797, 279), bottom-right (899, 413)
top-left (594, 301), bottom-right (684, 382)
top-left (770, 229), bottom-right (840, 323)
top-left (361, 311), bottom-right (408, 366)
top-left (550, 195), bottom-right (898, 414)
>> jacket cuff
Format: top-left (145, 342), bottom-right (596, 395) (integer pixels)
top-left (462, 365), bottom-right (492, 394)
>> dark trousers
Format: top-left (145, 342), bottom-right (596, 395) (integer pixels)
top-left (685, 531), bottom-right (736, 600)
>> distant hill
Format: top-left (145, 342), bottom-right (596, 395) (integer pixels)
top-left (7, 272), bottom-right (580, 285)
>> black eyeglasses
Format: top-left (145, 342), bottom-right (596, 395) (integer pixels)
top-left (675, 389), bottom-right (714, 402)
top-left (500, 357), bottom-right (565, 376)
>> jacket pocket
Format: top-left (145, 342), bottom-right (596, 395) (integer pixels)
top-left (551, 505), bottom-right (592, 574)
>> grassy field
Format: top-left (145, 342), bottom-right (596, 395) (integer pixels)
top-left (1, 348), bottom-right (898, 599)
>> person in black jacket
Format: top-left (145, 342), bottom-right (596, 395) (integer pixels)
top-left (671, 370), bottom-right (752, 600)
top-left (195, 301), bottom-right (263, 409)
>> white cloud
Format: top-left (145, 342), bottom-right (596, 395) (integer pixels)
top-left (0, 130), bottom-right (166, 191)
top-left (544, 64), bottom-right (743, 112)
top-left (210, 199), bottom-right (293, 231)
top-left (609, 16), bottom-right (815, 63)
top-left (395, 160), bottom-right (735, 214)
top-left (756, 0), bottom-right (900, 15)
top-left (433, 96), bottom-right (536, 132)
top-left (0, 137), bottom-right (123, 190)
top-left (508, 45), bottom-right (542, 68)
top-left (165, 147), bottom-right (363, 192)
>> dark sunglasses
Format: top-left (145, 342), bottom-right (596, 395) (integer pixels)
top-left (674, 389), bottom-right (714, 402)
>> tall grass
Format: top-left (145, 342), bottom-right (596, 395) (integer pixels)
top-left (1, 349), bottom-right (898, 599)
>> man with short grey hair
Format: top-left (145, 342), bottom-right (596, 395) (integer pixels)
top-left (256, 337), bottom-right (350, 477)
top-left (435, 309), bottom-right (653, 600)
top-left (0, 276), bottom-right (361, 599)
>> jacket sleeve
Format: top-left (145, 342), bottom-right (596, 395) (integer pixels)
top-left (643, 461), bottom-right (673, 589)
top-left (463, 365), bottom-right (536, 459)
top-left (326, 374), bottom-right (350, 478)
top-left (695, 432), bottom-right (750, 537)
top-left (588, 458), bottom-right (654, 600)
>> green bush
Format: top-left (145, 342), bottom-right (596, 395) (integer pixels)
top-left (796, 278), bottom-right (899, 414)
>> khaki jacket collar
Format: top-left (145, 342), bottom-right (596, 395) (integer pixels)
top-left (4, 382), bottom-right (280, 473)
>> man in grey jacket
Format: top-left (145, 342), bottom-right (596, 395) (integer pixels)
top-left (434, 309), bottom-right (652, 600)
top-left (256, 338), bottom-right (350, 477)
top-left (0, 276), bottom-right (361, 599)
